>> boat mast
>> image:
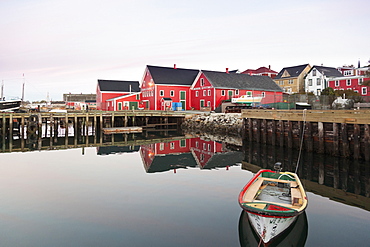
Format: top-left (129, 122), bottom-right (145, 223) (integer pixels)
top-left (1, 80), bottom-right (3, 100)
top-left (21, 74), bottom-right (25, 105)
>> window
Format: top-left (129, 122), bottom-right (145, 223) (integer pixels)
top-left (346, 79), bottom-right (351, 86)
top-left (221, 90), bottom-right (225, 96)
top-left (203, 90), bottom-right (206, 96)
top-left (170, 142), bottom-right (175, 149)
top-left (170, 90), bottom-right (174, 97)
top-left (308, 79), bottom-right (312, 86)
top-left (180, 139), bottom-right (186, 147)
top-left (203, 143), bottom-right (206, 150)
top-left (317, 78), bottom-right (321, 86)
top-left (262, 92), bottom-right (265, 98)
top-left (335, 80), bottom-right (339, 87)
top-left (362, 87), bottom-right (367, 95)
top-left (200, 100), bottom-right (204, 107)
top-left (235, 89), bottom-right (239, 95)
top-left (200, 154), bottom-right (204, 161)
top-left (196, 91), bottom-right (199, 97)
top-left (196, 141), bottom-right (198, 148)
top-left (313, 69), bottom-right (316, 76)
top-left (160, 143), bottom-right (164, 150)
top-left (207, 101), bottom-right (211, 107)
top-left (208, 90), bottom-right (211, 96)
top-left (288, 79), bottom-right (293, 84)
top-left (279, 81), bottom-right (284, 85)
top-left (200, 78), bottom-right (204, 86)
top-left (160, 90), bottom-right (164, 96)
top-left (136, 94), bottom-right (140, 100)
top-left (208, 144), bottom-right (211, 151)
top-left (359, 78), bottom-right (363, 85)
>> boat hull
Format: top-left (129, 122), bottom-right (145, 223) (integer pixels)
top-left (0, 100), bottom-right (21, 111)
top-left (247, 212), bottom-right (296, 244)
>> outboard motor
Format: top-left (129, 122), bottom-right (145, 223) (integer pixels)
top-left (274, 162), bottom-right (282, 172)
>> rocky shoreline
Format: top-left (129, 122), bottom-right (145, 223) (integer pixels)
top-left (181, 113), bottom-right (244, 138)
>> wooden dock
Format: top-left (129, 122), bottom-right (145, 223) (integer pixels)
top-left (241, 109), bottom-right (370, 160)
top-left (0, 110), bottom-right (187, 139)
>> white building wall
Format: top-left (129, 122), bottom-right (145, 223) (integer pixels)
top-left (305, 68), bottom-right (326, 95)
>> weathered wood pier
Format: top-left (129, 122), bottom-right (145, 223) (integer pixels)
top-left (242, 109), bottom-right (370, 161)
top-left (0, 110), bottom-right (187, 140)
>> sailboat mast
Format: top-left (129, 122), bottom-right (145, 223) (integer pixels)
top-left (1, 80), bottom-right (3, 100)
top-left (21, 74), bottom-right (25, 105)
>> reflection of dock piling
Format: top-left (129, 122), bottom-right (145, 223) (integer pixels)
top-left (242, 109), bottom-right (370, 161)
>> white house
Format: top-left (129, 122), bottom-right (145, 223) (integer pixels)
top-left (305, 65), bottom-right (343, 95)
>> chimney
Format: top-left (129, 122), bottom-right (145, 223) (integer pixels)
top-left (174, 64), bottom-right (177, 69)
top-left (268, 65), bottom-right (271, 70)
top-left (226, 68), bottom-right (229, 74)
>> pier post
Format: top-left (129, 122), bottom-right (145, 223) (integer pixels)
top-left (65, 113), bottom-right (69, 147)
top-left (364, 124), bottom-right (369, 161)
top-left (38, 113), bottom-right (42, 137)
top-left (287, 121), bottom-right (292, 148)
top-left (341, 123), bottom-right (349, 158)
top-left (74, 114), bottom-right (78, 138)
top-left (279, 120), bottom-right (284, 147)
top-left (353, 124), bottom-right (360, 159)
top-left (256, 119), bottom-right (261, 143)
top-left (306, 122), bottom-right (313, 152)
top-left (248, 118), bottom-right (253, 142)
top-left (262, 119), bottom-right (267, 144)
top-left (85, 113), bottom-right (89, 146)
top-left (271, 120), bottom-right (276, 146)
top-left (318, 122), bottom-right (324, 154)
top-left (99, 113), bottom-right (103, 131)
top-left (333, 123), bottom-right (339, 156)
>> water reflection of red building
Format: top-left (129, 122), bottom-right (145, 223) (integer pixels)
top-left (140, 137), bottom-right (243, 173)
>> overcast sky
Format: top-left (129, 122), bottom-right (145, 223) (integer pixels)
top-left (1, 0), bottom-right (369, 101)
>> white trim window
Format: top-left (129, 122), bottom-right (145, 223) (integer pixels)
top-left (235, 89), bottom-right (239, 95)
top-left (200, 78), bottom-right (204, 86)
top-left (170, 90), bottom-right (174, 97)
top-left (221, 90), bottom-right (225, 96)
top-left (196, 91), bottom-right (199, 97)
top-left (208, 90), bottom-right (211, 96)
top-left (160, 90), bottom-right (164, 96)
top-left (203, 90), bottom-right (206, 96)
top-left (317, 78), bottom-right (321, 86)
top-left (335, 80), bottom-right (339, 87)
top-left (308, 79), bottom-right (312, 86)
top-left (359, 78), bottom-right (363, 85)
top-left (362, 87), bottom-right (367, 95)
top-left (262, 92), bottom-right (265, 98)
top-left (346, 79), bottom-right (351, 86)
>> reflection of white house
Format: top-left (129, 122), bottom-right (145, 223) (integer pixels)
top-left (305, 66), bottom-right (343, 95)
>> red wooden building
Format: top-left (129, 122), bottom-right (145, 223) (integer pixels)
top-left (96, 80), bottom-right (140, 110)
top-left (140, 65), bottom-right (199, 110)
top-left (190, 70), bottom-right (283, 110)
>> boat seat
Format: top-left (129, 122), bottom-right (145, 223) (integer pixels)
top-left (290, 182), bottom-right (302, 206)
top-left (243, 177), bottom-right (264, 202)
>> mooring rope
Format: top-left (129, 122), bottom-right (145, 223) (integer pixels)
top-left (295, 109), bottom-right (307, 174)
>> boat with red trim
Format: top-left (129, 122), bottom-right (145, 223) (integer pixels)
top-left (238, 163), bottom-right (308, 244)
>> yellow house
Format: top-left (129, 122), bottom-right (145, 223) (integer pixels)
top-left (274, 64), bottom-right (311, 94)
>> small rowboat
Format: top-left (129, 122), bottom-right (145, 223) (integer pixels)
top-left (238, 165), bottom-right (308, 244)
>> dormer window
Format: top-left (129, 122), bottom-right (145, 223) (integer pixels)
top-left (200, 78), bottom-right (204, 86)
top-left (313, 69), bottom-right (316, 76)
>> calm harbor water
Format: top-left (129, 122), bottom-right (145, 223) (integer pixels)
top-left (0, 131), bottom-right (369, 247)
